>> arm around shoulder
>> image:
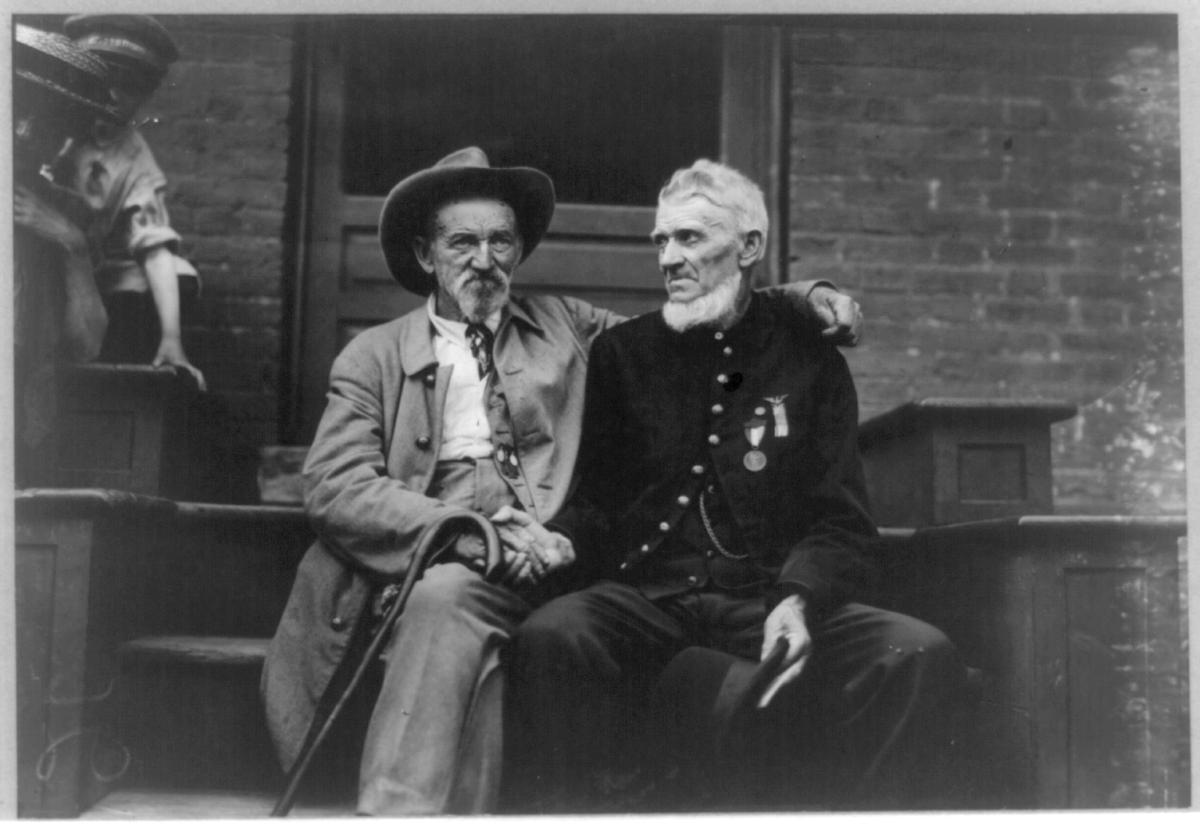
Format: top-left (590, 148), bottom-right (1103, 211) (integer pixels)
top-left (761, 280), bottom-right (862, 346)
top-left (558, 294), bottom-right (629, 350)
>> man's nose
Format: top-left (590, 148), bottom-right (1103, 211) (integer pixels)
top-left (659, 239), bottom-right (683, 271)
top-left (470, 242), bottom-right (494, 270)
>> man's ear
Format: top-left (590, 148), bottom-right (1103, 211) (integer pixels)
top-left (412, 237), bottom-right (435, 274)
top-left (738, 230), bottom-right (764, 268)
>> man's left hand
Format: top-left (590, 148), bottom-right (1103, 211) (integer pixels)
top-left (807, 284), bottom-right (862, 346)
top-left (758, 594), bottom-right (813, 709)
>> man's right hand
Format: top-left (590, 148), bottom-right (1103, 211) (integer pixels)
top-left (449, 531), bottom-right (490, 574)
top-left (490, 506), bottom-right (576, 588)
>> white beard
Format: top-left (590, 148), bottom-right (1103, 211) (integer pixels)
top-left (661, 274), bottom-right (745, 332)
top-left (453, 274), bottom-right (510, 323)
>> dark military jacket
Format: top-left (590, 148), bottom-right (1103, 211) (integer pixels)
top-left (552, 291), bottom-right (877, 619)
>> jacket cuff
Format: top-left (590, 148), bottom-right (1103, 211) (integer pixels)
top-left (544, 521), bottom-right (575, 546)
top-left (765, 580), bottom-right (810, 613)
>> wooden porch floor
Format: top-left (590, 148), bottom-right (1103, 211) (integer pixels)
top-left (80, 788), bottom-right (352, 820)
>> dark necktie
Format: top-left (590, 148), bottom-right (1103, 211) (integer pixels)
top-left (465, 322), bottom-right (495, 379)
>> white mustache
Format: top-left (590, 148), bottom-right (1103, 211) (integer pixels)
top-left (464, 271), bottom-right (505, 286)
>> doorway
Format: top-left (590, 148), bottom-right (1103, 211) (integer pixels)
top-left (285, 16), bottom-right (785, 442)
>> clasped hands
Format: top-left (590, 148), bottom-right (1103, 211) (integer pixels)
top-left (450, 506), bottom-right (575, 589)
top-left (490, 505), bottom-right (575, 588)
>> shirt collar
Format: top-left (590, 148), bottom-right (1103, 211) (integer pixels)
top-left (504, 295), bottom-right (546, 335)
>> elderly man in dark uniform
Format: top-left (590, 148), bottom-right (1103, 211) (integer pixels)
top-left (508, 159), bottom-right (965, 810)
top-left (261, 147), bottom-right (862, 815)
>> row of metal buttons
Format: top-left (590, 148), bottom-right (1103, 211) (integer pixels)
top-left (624, 330), bottom-right (735, 579)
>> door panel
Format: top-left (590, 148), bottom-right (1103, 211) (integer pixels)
top-left (287, 18), bottom-right (783, 442)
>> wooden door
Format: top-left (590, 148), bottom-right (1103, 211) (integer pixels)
top-left (285, 17), bottom-right (784, 442)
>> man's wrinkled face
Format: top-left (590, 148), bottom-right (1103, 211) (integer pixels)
top-left (415, 198), bottom-right (523, 323)
top-left (652, 196), bottom-right (744, 305)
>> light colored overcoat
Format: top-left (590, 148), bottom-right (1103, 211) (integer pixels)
top-left (260, 294), bottom-right (618, 768)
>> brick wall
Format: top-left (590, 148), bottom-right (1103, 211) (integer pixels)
top-left (56, 16), bottom-right (1182, 512)
top-left (141, 16), bottom-right (295, 500)
top-left (787, 19), bottom-right (1184, 514)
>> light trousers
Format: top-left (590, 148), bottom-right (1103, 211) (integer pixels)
top-left (356, 458), bottom-right (530, 815)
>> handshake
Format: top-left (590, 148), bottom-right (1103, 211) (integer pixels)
top-left (450, 505), bottom-right (576, 589)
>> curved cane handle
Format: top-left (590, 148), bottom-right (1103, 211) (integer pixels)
top-left (412, 508), bottom-right (503, 582)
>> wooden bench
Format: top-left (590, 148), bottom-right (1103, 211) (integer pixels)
top-left (18, 398), bottom-right (1188, 814)
top-left (873, 515), bottom-right (1189, 808)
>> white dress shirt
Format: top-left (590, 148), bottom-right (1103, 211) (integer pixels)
top-left (427, 296), bottom-right (501, 460)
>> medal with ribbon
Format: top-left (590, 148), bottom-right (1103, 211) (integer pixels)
top-left (764, 395), bottom-right (789, 437)
top-left (743, 416), bottom-right (767, 472)
top-left (494, 443), bottom-right (520, 479)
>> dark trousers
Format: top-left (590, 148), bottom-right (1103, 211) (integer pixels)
top-left (506, 580), bottom-right (967, 811)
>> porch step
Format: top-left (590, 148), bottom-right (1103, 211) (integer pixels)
top-left (112, 635), bottom-right (363, 803)
top-left (134, 502), bottom-right (313, 638)
top-left (114, 636), bottom-right (278, 793)
top-left (81, 787), bottom-right (351, 819)
top-left (119, 634), bottom-right (268, 666)
top-left (15, 490), bottom-right (339, 818)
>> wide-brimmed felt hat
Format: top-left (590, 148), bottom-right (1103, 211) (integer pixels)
top-left (14, 23), bottom-right (119, 125)
top-left (378, 146), bottom-right (556, 295)
top-left (650, 638), bottom-right (789, 763)
top-left (64, 14), bottom-right (179, 79)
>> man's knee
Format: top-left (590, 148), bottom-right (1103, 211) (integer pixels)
top-left (892, 614), bottom-right (955, 659)
top-left (823, 605), bottom-right (964, 697)
top-left (874, 611), bottom-right (964, 698)
top-left (406, 562), bottom-right (482, 613)
top-left (401, 562), bottom-right (522, 637)
top-left (512, 592), bottom-right (590, 658)
top-left (510, 587), bottom-right (631, 684)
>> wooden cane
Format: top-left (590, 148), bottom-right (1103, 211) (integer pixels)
top-left (271, 510), bottom-right (502, 816)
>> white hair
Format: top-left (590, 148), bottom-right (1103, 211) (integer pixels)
top-left (657, 159), bottom-right (769, 264)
